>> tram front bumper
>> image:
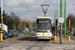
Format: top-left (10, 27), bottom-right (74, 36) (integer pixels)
top-left (36, 36), bottom-right (52, 39)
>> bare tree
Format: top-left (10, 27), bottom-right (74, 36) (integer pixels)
top-left (67, 14), bottom-right (75, 31)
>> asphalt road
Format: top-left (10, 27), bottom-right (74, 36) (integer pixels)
top-left (0, 33), bottom-right (75, 50)
top-left (2, 32), bottom-right (29, 41)
top-left (18, 32), bottom-right (28, 36)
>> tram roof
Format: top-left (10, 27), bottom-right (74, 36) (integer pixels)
top-left (37, 17), bottom-right (51, 19)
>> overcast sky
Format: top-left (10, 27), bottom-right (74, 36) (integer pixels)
top-left (0, 0), bottom-right (75, 22)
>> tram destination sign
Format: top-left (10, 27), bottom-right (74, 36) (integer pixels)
top-left (39, 21), bottom-right (48, 23)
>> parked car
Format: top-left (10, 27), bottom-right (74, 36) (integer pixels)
top-left (25, 30), bottom-right (29, 33)
top-left (20, 30), bottom-right (23, 32)
top-left (8, 30), bottom-right (14, 38)
top-left (11, 30), bottom-right (16, 37)
top-left (22, 30), bottom-right (26, 33)
top-left (13, 30), bottom-right (18, 37)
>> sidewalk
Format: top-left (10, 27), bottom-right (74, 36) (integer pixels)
top-left (53, 35), bottom-right (75, 45)
top-left (46, 35), bottom-right (75, 50)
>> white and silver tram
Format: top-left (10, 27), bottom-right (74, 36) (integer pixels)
top-left (36, 17), bottom-right (52, 40)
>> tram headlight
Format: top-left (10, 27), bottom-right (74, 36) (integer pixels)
top-left (47, 34), bottom-right (50, 35)
top-left (37, 34), bottom-right (40, 35)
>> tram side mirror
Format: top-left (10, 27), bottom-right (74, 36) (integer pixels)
top-left (58, 17), bottom-right (64, 23)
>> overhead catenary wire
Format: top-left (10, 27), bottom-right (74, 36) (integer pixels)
top-left (18, 3), bottom-right (65, 6)
top-left (18, 1), bottom-right (61, 24)
top-left (20, 0), bottom-right (25, 4)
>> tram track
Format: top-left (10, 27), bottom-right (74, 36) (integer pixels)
top-left (0, 33), bottom-right (50, 50)
top-left (38, 41), bottom-right (48, 50)
top-left (24, 37), bottom-right (49, 50)
top-left (1, 33), bottom-right (35, 43)
top-left (25, 40), bottom-right (49, 50)
top-left (0, 33), bottom-right (35, 48)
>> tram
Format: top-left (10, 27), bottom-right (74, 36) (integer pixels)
top-left (36, 17), bottom-right (52, 40)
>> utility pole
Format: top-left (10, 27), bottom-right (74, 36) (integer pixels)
top-left (60, 0), bottom-right (63, 43)
top-left (0, 0), bottom-right (3, 41)
top-left (64, 0), bottom-right (66, 38)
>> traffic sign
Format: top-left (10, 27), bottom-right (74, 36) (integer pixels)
top-left (58, 17), bottom-right (64, 23)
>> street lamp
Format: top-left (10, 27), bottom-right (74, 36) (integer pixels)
top-left (41, 4), bottom-right (49, 17)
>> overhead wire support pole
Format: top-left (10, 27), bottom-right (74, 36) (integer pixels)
top-left (64, 0), bottom-right (66, 38)
top-left (60, 0), bottom-right (63, 43)
top-left (0, 0), bottom-right (3, 41)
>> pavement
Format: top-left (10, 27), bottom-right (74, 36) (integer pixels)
top-left (0, 43), bottom-right (75, 50)
top-left (0, 33), bottom-right (75, 50)
top-left (54, 35), bottom-right (75, 45)
top-left (70, 35), bottom-right (75, 41)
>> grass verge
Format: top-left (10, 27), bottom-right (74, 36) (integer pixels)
top-left (24, 32), bottom-right (33, 35)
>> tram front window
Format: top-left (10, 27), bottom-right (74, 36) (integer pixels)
top-left (37, 19), bottom-right (52, 31)
top-left (38, 23), bottom-right (50, 30)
